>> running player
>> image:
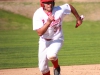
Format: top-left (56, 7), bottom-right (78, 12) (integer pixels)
top-left (33, 0), bottom-right (83, 75)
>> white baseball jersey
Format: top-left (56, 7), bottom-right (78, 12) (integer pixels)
top-left (33, 4), bottom-right (72, 74)
top-left (33, 3), bottom-right (71, 41)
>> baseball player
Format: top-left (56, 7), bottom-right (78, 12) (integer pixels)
top-left (33, 0), bottom-right (83, 75)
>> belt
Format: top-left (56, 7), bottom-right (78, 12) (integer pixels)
top-left (45, 39), bottom-right (52, 41)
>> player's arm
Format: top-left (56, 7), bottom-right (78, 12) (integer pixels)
top-left (36, 14), bottom-right (54, 36)
top-left (69, 4), bottom-right (83, 27)
top-left (36, 20), bottom-right (51, 36)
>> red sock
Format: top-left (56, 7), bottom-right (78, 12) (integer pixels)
top-left (43, 71), bottom-right (50, 75)
top-left (51, 58), bottom-right (59, 69)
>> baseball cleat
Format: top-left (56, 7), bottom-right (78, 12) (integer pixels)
top-left (54, 66), bottom-right (61, 75)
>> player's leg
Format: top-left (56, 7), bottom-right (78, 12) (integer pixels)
top-left (46, 39), bottom-right (63, 75)
top-left (47, 39), bottom-right (63, 67)
top-left (38, 39), bottom-right (51, 75)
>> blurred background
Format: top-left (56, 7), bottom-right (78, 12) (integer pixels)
top-left (0, 0), bottom-right (100, 21)
top-left (0, 0), bottom-right (100, 69)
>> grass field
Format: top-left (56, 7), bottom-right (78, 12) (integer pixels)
top-left (0, 8), bottom-right (100, 70)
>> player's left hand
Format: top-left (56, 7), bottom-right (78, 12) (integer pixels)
top-left (75, 15), bottom-right (84, 28)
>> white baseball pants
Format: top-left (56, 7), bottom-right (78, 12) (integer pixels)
top-left (38, 39), bottom-right (63, 74)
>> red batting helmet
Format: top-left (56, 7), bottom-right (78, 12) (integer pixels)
top-left (40, 0), bottom-right (55, 7)
top-left (41, 0), bottom-right (54, 3)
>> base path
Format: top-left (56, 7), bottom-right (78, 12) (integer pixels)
top-left (0, 64), bottom-right (100, 75)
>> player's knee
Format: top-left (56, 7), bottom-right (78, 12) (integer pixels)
top-left (48, 56), bottom-right (57, 61)
top-left (47, 53), bottom-right (57, 61)
top-left (47, 54), bottom-right (57, 61)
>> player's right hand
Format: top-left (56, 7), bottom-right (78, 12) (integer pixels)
top-left (47, 12), bottom-right (55, 23)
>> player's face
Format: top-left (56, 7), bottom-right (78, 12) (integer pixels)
top-left (43, 1), bottom-right (54, 12)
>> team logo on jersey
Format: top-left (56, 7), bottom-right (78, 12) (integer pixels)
top-left (50, 17), bottom-right (61, 33)
top-left (50, 17), bottom-right (61, 27)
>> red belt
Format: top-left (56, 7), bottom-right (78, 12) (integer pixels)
top-left (45, 39), bottom-right (52, 41)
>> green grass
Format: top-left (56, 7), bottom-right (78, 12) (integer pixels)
top-left (0, 9), bottom-right (39, 69)
top-left (58, 21), bottom-right (100, 66)
top-left (0, 9), bottom-right (32, 30)
top-left (0, 30), bottom-right (38, 69)
top-left (0, 9), bottom-right (100, 69)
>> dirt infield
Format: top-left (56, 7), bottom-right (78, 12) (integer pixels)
top-left (0, 64), bottom-right (100, 75)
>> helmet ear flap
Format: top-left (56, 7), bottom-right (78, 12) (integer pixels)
top-left (40, 0), bottom-right (44, 7)
top-left (41, 3), bottom-right (44, 7)
top-left (53, 1), bottom-right (55, 7)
